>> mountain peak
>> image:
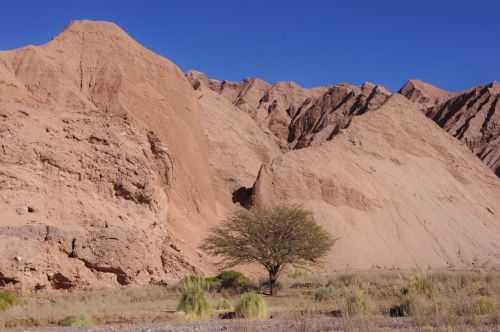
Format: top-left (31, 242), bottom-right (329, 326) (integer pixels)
top-left (399, 79), bottom-right (451, 106)
top-left (51, 20), bottom-right (135, 47)
top-left (63, 20), bottom-right (125, 35)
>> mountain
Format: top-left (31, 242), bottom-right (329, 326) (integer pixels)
top-left (422, 82), bottom-right (500, 177)
top-left (1, 21), bottom-right (500, 292)
top-left (0, 21), bottom-right (217, 290)
top-left (252, 95), bottom-right (500, 270)
top-left (399, 79), bottom-right (454, 106)
top-left (189, 71), bottom-right (391, 150)
top-left (398, 80), bottom-right (500, 177)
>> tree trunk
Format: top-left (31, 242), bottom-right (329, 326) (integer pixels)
top-left (269, 271), bottom-right (277, 296)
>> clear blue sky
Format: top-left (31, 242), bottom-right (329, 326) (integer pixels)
top-left (1, 1), bottom-right (498, 92)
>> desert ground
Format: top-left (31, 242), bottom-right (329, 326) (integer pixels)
top-left (3, 270), bottom-right (500, 331)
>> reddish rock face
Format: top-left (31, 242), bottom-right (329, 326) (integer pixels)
top-left (2, 21), bottom-right (500, 293)
top-left (188, 72), bottom-right (391, 150)
top-left (401, 80), bottom-right (500, 177)
top-left (0, 20), bottom-right (217, 292)
top-left (288, 82), bottom-right (391, 149)
top-left (399, 79), bottom-right (453, 107)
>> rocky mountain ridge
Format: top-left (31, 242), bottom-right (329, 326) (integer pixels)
top-left (1, 21), bottom-right (499, 293)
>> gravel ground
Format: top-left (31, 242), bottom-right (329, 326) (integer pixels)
top-left (7, 318), bottom-right (400, 332)
top-left (11, 317), bottom-right (500, 332)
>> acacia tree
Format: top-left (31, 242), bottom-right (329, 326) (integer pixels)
top-left (201, 205), bottom-right (335, 296)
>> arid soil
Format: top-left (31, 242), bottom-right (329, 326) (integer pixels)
top-left (17, 318), bottom-right (500, 332)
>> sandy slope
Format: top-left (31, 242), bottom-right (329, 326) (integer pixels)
top-left (252, 95), bottom-right (500, 270)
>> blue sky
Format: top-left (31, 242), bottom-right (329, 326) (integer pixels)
top-left (0, 1), bottom-right (498, 91)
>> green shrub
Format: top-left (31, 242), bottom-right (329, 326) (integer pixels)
top-left (177, 287), bottom-right (212, 320)
top-left (0, 291), bottom-right (17, 312)
top-left (474, 296), bottom-right (496, 315)
top-left (215, 270), bottom-right (253, 293)
top-left (345, 289), bottom-right (368, 316)
top-left (215, 298), bottom-right (233, 311)
top-left (314, 285), bottom-right (335, 302)
top-left (235, 293), bottom-right (268, 320)
top-left (59, 314), bottom-right (93, 327)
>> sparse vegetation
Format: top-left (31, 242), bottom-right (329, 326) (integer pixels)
top-left (313, 285), bottom-right (336, 302)
top-left (176, 275), bottom-right (213, 320)
top-left (0, 291), bottom-right (17, 312)
top-left (235, 293), bottom-right (268, 320)
top-left (178, 275), bottom-right (214, 292)
top-left (407, 274), bottom-right (437, 298)
top-left (345, 288), bottom-right (369, 316)
top-left (1, 271), bottom-right (500, 330)
top-left (201, 205), bottom-right (335, 296)
top-left (59, 314), bottom-right (93, 327)
top-left (473, 296), bottom-right (496, 315)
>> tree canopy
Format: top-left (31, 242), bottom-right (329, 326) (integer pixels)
top-left (201, 205), bottom-right (335, 295)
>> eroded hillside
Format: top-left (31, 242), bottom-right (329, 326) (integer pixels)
top-left (1, 21), bottom-right (500, 293)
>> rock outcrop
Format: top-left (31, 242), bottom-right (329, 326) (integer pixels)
top-left (0, 21), bottom-right (216, 292)
top-left (191, 72), bottom-right (391, 149)
top-left (288, 82), bottom-right (391, 149)
top-left (399, 79), bottom-right (453, 107)
top-left (422, 82), bottom-right (500, 176)
top-left (186, 71), bottom-right (281, 211)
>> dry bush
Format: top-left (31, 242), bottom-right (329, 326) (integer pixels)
top-left (473, 296), bottom-right (496, 315)
top-left (313, 285), bottom-right (335, 303)
top-left (344, 288), bottom-right (369, 316)
top-left (59, 314), bottom-right (94, 327)
top-left (176, 276), bottom-right (213, 320)
top-left (235, 293), bottom-right (268, 320)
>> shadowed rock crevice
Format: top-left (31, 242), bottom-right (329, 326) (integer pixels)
top-left (0, 272), bottom-right (19, 286)
top-left (70, 254), bottom-right (130, 286)
top-left (48, 272), bottom-right (75, 290)
top-left (232, 186), bottom-right (253, 209)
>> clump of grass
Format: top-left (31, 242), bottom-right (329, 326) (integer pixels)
top-left (473, 296), bottom-right (496, 315)
top-left (0, 291), bottom-right (17, 312)
top-left (215, 298), bottom-right (233, 311)
top-left (235, 293), bottom-right (268, 320)
top-left (59, 314), bottom-right (93, 327)
top-left (400, 293), bottom-right (434, 317)
top-left (177, 288), bottom-right (212, 320)
top-left (407, 275), bottom-right (437, 299)
top-left (178, 275), bottom-right (213, 292)
top-left (345, 288), bottom-right (368, 316)
top-left (313, 285), bottom-right (335, 302)
top-left (176, 275), bottom-right (213, 320)
top-left (333, 273), bottom-right (359, 288)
